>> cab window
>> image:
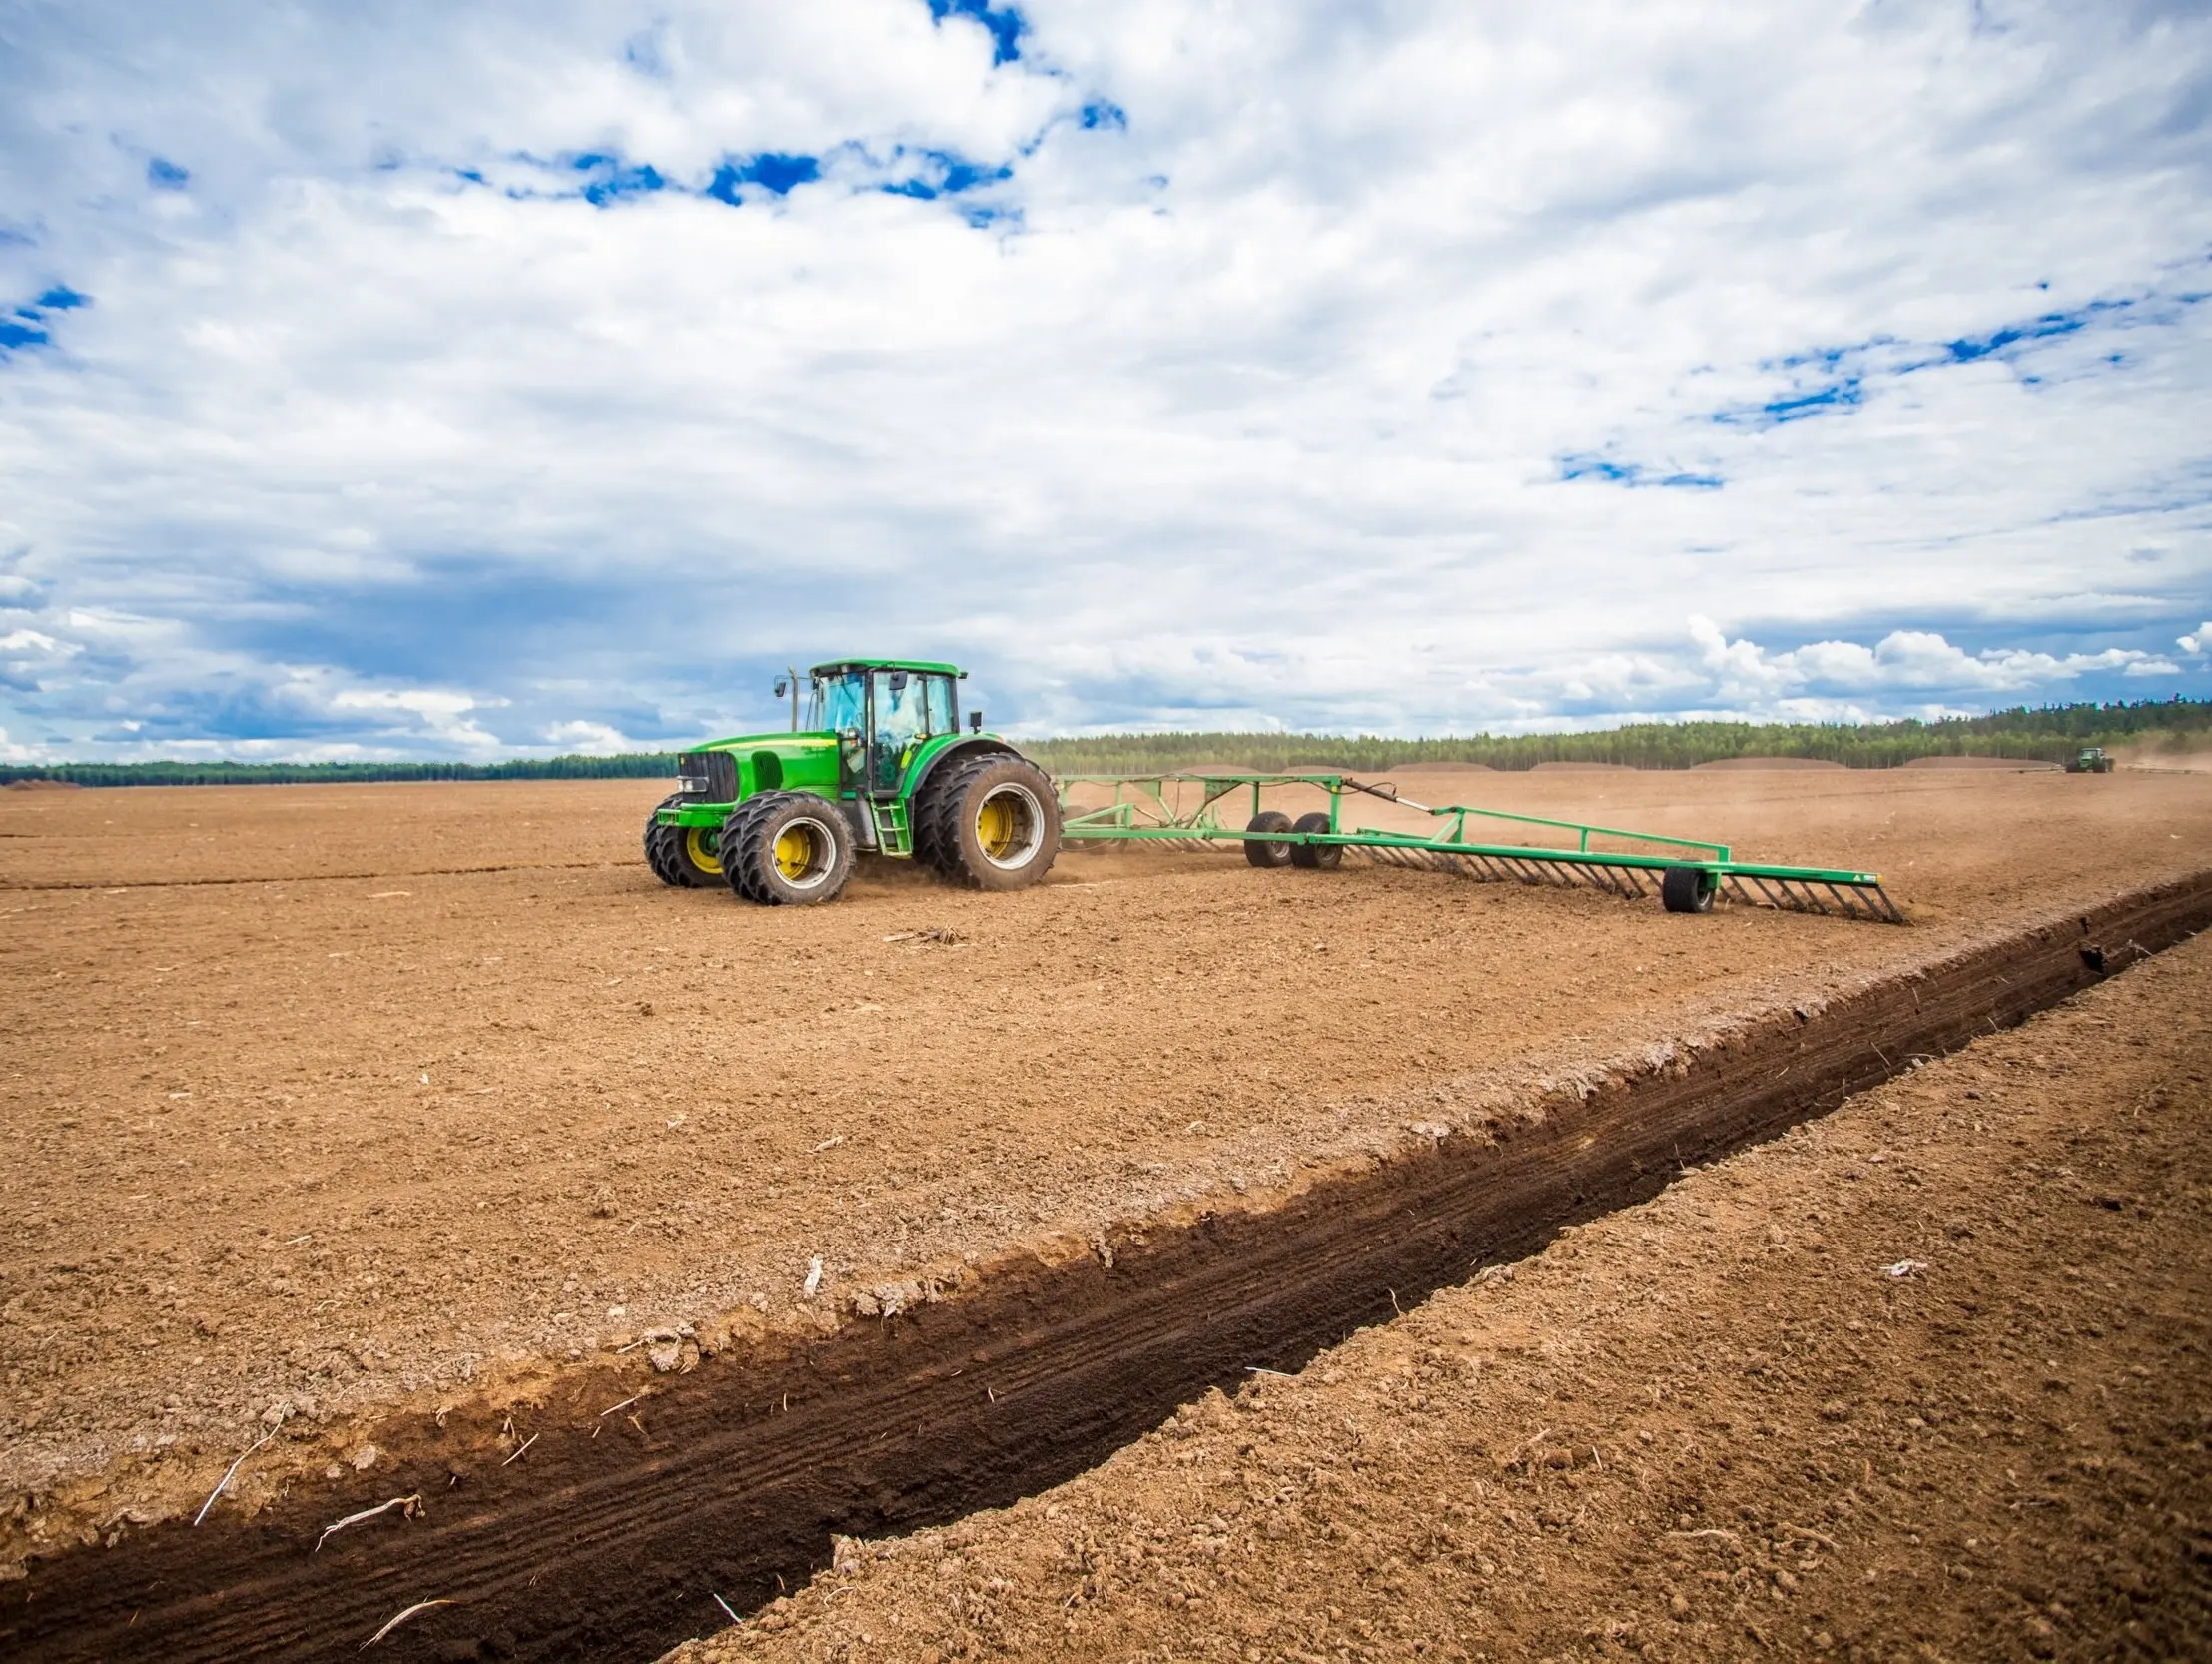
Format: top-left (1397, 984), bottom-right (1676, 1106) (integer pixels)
top-left (816, 671), bottom-right (866, 734)
top-left (871, 670), bottom-right (928, 790)
top-left (922, 673), bottom-right (958, 736)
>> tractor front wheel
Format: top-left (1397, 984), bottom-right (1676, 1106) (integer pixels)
top-left (1660, 866), bottom-right (1717, 914)
top-left (923, 756), bottom-right (1061, 891)
top-left (1288, 811), bottom-right (1341, 870)
top-left (1244, 810), bottom-right (1293, 868)
top-left (644, 794), bottom-right (722, 887)
top-left (725, 793), bottom-right (855, 905)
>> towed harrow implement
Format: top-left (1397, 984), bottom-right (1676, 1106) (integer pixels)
top-left (1054, 771), bottom-right (1904, 923)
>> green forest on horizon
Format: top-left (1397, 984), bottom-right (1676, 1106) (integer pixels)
top-left (2, 696), bottom-right (2205, 787)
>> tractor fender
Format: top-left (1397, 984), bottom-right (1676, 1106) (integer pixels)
top-left (904, 737), bottom-right (1025, 804)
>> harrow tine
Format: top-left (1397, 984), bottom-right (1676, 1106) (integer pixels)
top-left (1114, 819), bottom-right (1907, 924)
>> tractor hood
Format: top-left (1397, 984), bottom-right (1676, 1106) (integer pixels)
top-left (676, 732), bottom-right (841, 804)
top-left (694, 730), bottom-right (839, 759)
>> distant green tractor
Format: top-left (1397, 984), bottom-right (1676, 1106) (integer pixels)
top-left (2063, 746), bottom-right (2115, 774)
top-left (645, 660), bottom-right (1060, 905)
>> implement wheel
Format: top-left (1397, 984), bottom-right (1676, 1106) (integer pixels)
top-left (644, 794), bottom-right (721, 888)
top-left (1244, 811), bottom-right (1293, 868)
top-left (924, 755), bottom-right (1061, 891)
top-left (1661, 866), bottom-right (1717, 914)
top-left (1288, 810), bottom-right (1341, 870)
top-left (725, 792), bottom-right (855, 906)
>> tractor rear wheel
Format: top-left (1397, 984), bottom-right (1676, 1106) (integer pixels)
top-left (1288, 810), bottom-right (1341, 870)
top-left (644, 794), bottom-right (721, 887)
top-left (1660, 866), bottom-right (1717, 914)
top-left (923, 755), bottom-right (1061, 890)
top-left (1244, 811), bottom-right (1293, 868)
top-left (725, 792), bottom-right (855, 905)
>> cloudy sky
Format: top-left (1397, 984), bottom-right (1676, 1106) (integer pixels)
top-left (2, 0), bottom-right (2209, 759)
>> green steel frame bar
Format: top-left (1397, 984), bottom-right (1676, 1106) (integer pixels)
top-left (1051, 771), bottom-right (1904, 923)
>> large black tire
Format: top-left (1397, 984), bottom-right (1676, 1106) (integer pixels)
top-left (922, 755), bottom-right (1061, 890)
top-left (1287, 810), bottom-right (1341, 870)
top-left (909, 780), bottom-right (946, 871)
top-left (1661, 866), bottom-right (1717, 914)
top-left (644, 794), bottom-right (723, 888)
top-left (719, 795), bottom-right (777, 903)
top-left (723, 792), bottom-right (855, 906)
top-left (1244, 810), bottom-right (1293, 868)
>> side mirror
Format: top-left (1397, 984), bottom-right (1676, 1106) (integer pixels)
top-left (888, 671), bottom-right (909, 694)
top-left (969, 711), bottom-right (984, 733)
top-left (773, 678), bottom-right (788, 698)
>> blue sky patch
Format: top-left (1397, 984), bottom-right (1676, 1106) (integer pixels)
top-left (880, 148), bottom-right (1011, 200)
top-left (570, 153), bottom-right (665, 206)
top-left (1713, 289), bottom-right (2192, 429)
top-left (1080, 101), bottom-right (1128, 131)
top-left (708, 152), bottom-right (821, 201)
top-left (146, 156), bottom-right (190, 190)
top-left (1558, 453), bottom-right (1723, 489)
top-left (1736, 377), bottom-right (1865, 426)
top-left (0, 283), bottom-right (88, 356)
top-left (1943, 298), bottom-right (2125, 363)
top-left (927, 0), bottom-right (1026, 65)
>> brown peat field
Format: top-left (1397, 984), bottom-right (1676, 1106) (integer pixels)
top-left (2, 764), bottom-right (2208, 1663)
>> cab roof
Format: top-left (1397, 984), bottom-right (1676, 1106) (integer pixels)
top-left (809, 659), bottom-right (965, 677)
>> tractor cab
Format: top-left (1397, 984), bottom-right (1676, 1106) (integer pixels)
top-left (796, 660), bottom-right (972, 797)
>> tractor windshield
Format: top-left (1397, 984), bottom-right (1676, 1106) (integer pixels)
top-left (813, 671), bottom-right (867, 734)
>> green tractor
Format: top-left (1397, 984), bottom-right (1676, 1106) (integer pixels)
top-left (644, 659), bottom-right (1060, 905)
top-left (2064, 746), bottom-right (2115, 774)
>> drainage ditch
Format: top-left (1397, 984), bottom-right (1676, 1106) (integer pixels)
top-left (7, 872), bottom-right (2209, 1664)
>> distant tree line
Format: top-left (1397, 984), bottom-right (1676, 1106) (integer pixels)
top-left (0, 753), bottom-right (681, 787)
top-left (1, 697), bottom-right (2204, 786)
top-left (1027, 696), bottom-right (2212, 774)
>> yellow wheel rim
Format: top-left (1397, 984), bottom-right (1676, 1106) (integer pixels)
top-left (773, 824), bottom-right (819, 880)
top-left (975, 782), bottom-right (1042, 867)
top-left (977, 795), bottom-right (1017, 859)
top-left (684, 825), bottom-right (722, 876)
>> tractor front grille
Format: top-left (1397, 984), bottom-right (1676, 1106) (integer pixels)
top-left (676, 751), bottom-right (739, 803)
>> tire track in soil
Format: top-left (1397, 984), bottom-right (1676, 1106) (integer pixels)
top-left (6, 871), bottom-right (2209, 1664)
